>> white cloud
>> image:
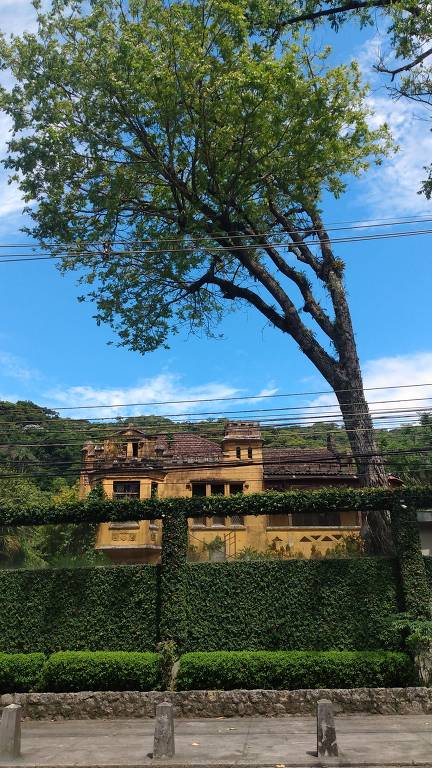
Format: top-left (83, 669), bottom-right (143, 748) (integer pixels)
top-left (0, 0), bottom-right (41, 220)
top-left (307, 352), bottom-right (432, 427)
top-left (0, 113), bottom-right (24, 218)
top-left (361, 95), bottom-right (432, 217)
top-left (0, 350), bottom-right (39, 382)
top-left (353, 34), bottom-right (432, 217)
top-left (44, 374), bottom-right (278, 419)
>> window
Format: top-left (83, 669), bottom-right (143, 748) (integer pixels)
top-left (210, 484), bottom-right (225, 526)
top-left (236, 447), bottom-right (241, 459)
top-left (151, 482), bottom-right (158, 498)
top-left (131, 441), bottom-right (139, 457)
top-left (291, 511), bottom-right (341, 527)
top-left (193, 517), bottom-right (207, 527)
top-left (247, 447), bottom-right (253, 459)
top-left (211, 515), bottom-right (226, 526)
top-left (230, 514), bottom-right (244, 527)
top-left (191, 483), bottom-right (206, 526)
top-left (191, 482), bottom-right (206, 497)
top-left (229, 483), bottom-right (243, 495)
top-left (113, 481), bottom-right (140, 499)
top-left (268, 514), bottom-right (291, 527)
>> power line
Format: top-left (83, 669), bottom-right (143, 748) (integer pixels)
top-left (1, 226), bottom-right (432, 264)
top-left (1, 410), bottom-right (431, 447)
top-left (1, 215), bottom-right (432, 249)
top-left (1, 395), bottom-right (431, 429)
top-left (0, 408), bottom-right (430, 443)
top-left (1, 445), bottom-right (432, 481)
top-left (3, 380), bottom-right (432, 413)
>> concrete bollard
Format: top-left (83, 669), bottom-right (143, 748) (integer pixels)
top-left (317, 699), bottom-right (338, 758)
top-left (0, 704), bottom-right (21, 758)
top-left (153, 701), bottom-right (175, 759)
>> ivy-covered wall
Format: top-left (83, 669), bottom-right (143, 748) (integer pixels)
top-left (0, 558), bottom-right (404, 654)
top-left (0, 566), bottom-right (158, 654)
top-left (183, 559), bottom-right (403, 652)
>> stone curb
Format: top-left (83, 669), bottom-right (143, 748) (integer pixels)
top-left (2, 688), bottom-right (432, 720)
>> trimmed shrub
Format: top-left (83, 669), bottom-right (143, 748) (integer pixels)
top-left (41, 651), bottom-right (162, 692)
top-left (176, 650), bottom-right (415, 690)
top-left (0, 652), bottom-right (45, 693)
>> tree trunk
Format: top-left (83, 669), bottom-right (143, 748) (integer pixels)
top-left (335, 368), bottom-right (393, 554)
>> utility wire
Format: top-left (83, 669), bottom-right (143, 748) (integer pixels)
top-left (1, 215), bottom-right (432, 249)
top-left (1, 395), bottom-right (432, 429)
top-left (1, 411), bottom-right (432, 448)
top-left (0, 409), bottom-right (431, 442)
top-left (1, 444), bottom-right (432, 468)
top-left (1, 227), bottom-right (432, 263)
top-left (3, 380), bottom-right (432, 412)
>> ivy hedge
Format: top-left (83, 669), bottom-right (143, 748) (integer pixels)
top-left (1, 486), bottom-right (431, 526)
top-left (183, 559), bottom-right (403, 652)
top-left (176, 650), bottom-right (415, 690)
top-left (0, 566), bottom-right (158, 654)
top-left (0, 558), bottom-right (403, 655)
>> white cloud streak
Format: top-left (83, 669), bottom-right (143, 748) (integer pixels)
top-left (354, 34), bottom-right (432, 217)
top-left (0, 350), bottom-right (40, 382)
top-left (44, 374), bottom-right (278, 418)
top-left (308, 352), bottom-right (432, 426)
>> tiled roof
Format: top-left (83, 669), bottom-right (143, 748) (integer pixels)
top-left (262, 447), bottom-right (356, 477)
top-left (156, 433), bottom-right (221, 458)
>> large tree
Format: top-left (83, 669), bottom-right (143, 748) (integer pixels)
top-left (0, 0), bottom-right (392, 546)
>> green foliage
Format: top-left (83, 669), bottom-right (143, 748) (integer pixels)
top-left (41, 651), bottom-right (161, 693)
top-left (0, 566), bottom-right (158, 654)
top-left (2, 486), bottom-right (432, 527)
top-left (0, 557), bottom-right (404, 656)
top-left (0, 652), bottom-right (46, 694)
top-left (0, 401), bottom-right (82, 489)
top-left (160, 510), bottom-right (188, 647)
top-left (183, 559), bottom-right (402, 652)
top-left (33, 481), bottom-right (106, 568)
top-left (157, 640), bottom-right (178, 691)
top-left (176, 650), bottom-right (415, 690)
top-left (0, 472), bottom-right (49, 568)
top-left (265, 0), bottom-right (432, 196)
top-left (0, 0), bottom-right (389, 356)
top-left (391, 501), bottom-right (431, 619)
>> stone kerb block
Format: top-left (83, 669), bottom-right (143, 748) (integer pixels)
top-left (317, 699), bottom-right (338, 758)
top-left (153, 701), bottom-right (175, 759)
top-left (0, 704), bottom-right (21, 758)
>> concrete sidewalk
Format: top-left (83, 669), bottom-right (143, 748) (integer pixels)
top-left (1, 715), bottom-right (432, 768)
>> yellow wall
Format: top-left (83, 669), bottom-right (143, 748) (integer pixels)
top-left (92, 470), bottom-right (359, 563)
top-left (82, 430), bottom-right (360, 563)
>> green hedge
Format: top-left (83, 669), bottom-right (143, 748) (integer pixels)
top-left (183, 559), bottom-right (402, 651)
top-left (41, 651), bottom-right (162, 692)
top-left (0, 566), bottom-right (158, 654)
top-left (0, 652), bottom-right (45, 693)
top-left (176, 650), bottom-right (415, 690)
top-left (1, 486), bottom-right (431, 526)
top-left (0, 559), bottom-right (403, 654)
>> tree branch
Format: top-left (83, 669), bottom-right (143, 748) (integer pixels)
top-left (279, 0), bottom-right (414, 27)
top-left (376, 46), bottom-right (432, 80)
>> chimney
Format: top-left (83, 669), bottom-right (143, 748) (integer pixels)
top-left (326, 433), bottom-right (336, 452)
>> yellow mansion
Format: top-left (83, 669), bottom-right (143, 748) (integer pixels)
top-left (80, 421), bottom-right (365, 562)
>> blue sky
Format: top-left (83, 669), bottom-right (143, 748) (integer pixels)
top-left (0, 1), bottom-right (431, 421)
